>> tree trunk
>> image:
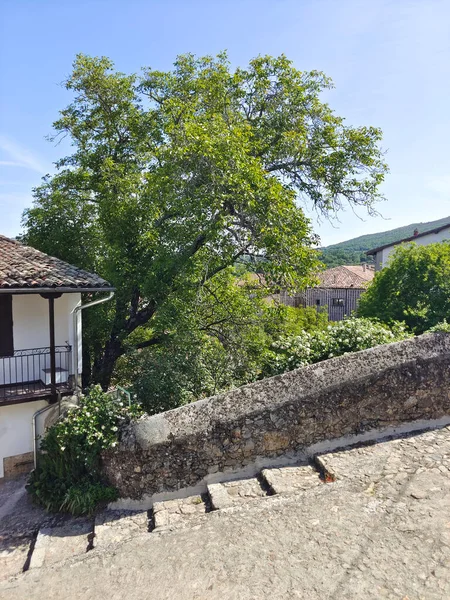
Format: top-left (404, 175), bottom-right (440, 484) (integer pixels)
top-left (92, 337), bottom-right (124, 391)
top-left (82, 345), bottom-right (92, 388)
top-left (91, 295), bottom-right (159, 391)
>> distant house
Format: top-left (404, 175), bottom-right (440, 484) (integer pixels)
top-left (0, 235), bottom-right (114, 479)
top-left (367, 223), bottom-right (450, 271)
top-left (279, 265), bottom-right (374, 321)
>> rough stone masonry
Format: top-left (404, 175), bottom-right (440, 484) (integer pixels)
top-left (102, 333), bottom-right (450, 504)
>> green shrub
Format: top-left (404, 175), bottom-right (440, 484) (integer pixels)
top-left (27, 386), bottom-right (142, 515)
top-left (358, 242), bottom-right (450, 334)
top-left (426, 320), bottom-right (450, 333)
top-left (262, 317), bottom-right (411, 376)
top-left (114, 293), bottom-right (331, 414)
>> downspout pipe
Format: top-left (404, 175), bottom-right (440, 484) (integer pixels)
top-left (71, 290), bottom-right (115, 394)
top-left (32, 391), bottom-right (61, 469)
top-left (32, 405), bottom-right (52, 469)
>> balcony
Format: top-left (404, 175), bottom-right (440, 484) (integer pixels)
top-left (0, 345), bottom-right (72, 405)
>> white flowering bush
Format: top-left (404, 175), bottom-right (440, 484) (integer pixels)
top-left (426, 320), bottom-right (450, 333)
top-left (27, 386), bottom-right (142, 515)
top-left (263, 318), bottom-right (411, 376)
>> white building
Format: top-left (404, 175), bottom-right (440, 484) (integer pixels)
top-left (0, 235), bottom-right (114, 479)
top-left (367, 223), bottom-right (450, 271)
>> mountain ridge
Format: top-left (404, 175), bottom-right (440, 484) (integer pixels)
top-left (320, 215), bottom-right (450, 268)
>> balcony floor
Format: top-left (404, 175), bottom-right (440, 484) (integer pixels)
top-left (0, 381), bottom-right (71, 406)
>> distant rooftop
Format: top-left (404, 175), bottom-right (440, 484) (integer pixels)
top-left (0, 235), bottom-right (114, 292)
top-left (366, 222), bottom-right (450, 255)
top-left (317, 265), bottom-right (374, 289)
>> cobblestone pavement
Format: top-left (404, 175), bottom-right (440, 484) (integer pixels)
top-left (1, 426), bottom-right (450, 599)
top-left (0, 476), bottom-right (59, 581)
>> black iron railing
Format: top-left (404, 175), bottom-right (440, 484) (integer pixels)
top-left (0, 345), bottom-right (72, 402)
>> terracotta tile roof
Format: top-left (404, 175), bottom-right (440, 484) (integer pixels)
top-left (316, 265), bottom-right (374, 289)
top-left (0, 236), bottom-right (114, 292)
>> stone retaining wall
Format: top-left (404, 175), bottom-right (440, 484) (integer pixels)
top-left (102, 333), bottom-right (450, 504)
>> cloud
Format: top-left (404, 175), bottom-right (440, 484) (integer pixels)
top-left (0, 135), bottom-right (48, 174)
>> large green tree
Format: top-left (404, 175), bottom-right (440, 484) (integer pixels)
top-left (23, 52), bottom-right (387, 389)
top-left (114, 269), bottom-right (329, 413)
top-left (358, 242), bottom-right (450, 333)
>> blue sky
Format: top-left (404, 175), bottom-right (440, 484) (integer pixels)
top-left (1, 0), bottom-right (450, 245)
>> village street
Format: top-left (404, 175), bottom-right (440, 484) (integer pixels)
top-left (1, 427), bottom-right (450, 600)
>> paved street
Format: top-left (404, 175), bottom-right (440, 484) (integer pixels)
top-left (1, 426), bottom-right (450, 599)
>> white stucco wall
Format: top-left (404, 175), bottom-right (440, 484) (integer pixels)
top-left (0, 399), bottom-right (47, 478)
top-left (12, 293), bottom-right (80, 350)
top-left (0, 293), bottom-right (82, 385)
top-left (0, 292), bottom-right (83, 479)
top-left (375, 227), bottom-right (450, 270)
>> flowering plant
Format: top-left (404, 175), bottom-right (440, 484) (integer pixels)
top-left (27, 386), bottom-right (142, 515)
top-left (426, 320), bottom-right (450, 333)
top-left (263, 318), bottom-right (411, 376)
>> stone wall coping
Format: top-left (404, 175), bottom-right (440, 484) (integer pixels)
top-left (126, 333), bottom-right (450, 450)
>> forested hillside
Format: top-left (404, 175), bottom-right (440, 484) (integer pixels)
top-left (320, 215), bottom-right (450, 267)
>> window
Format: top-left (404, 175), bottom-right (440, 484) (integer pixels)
top-left (332, 298), bottom-right (344, 307)
top-left (0, 295), bottom-right (14, 357)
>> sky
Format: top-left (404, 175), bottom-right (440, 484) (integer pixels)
top-left (1, 0), bottom-right (450, 246)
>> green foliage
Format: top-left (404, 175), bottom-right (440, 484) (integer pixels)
top-left (320, 215), bottom-right (450, 267)
top-left (426, 320), bottom-right (450, 333)
top-left (114, 269), bottom-right (330, 413)
top-left (262, 302), bottom-right (329, 339)
top-left (22, 51), bottom-right (387, 389)
top-left (358, 242), bottom-right (450, 334)
top-left (27, 386), bottom-right (142, 515)
top-left (320, 248), bottom-right (373, 268)
top-left (58, 482), bottom-right (118, 516)
top-left (262, 317), bottom-right (411, 376)
top-left (117, 333), bottom-right (229, 414)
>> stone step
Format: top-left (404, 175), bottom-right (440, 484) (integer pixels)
top-left (152, 495), bottom-right (207, 530)
top-left (0, 533), bottom-right (34, 581)
top-left (207, 477), bottom-right (268, 511)
top-left (260, 464), bottom-right (323, 495)
top-left (314, 444), bottom-right (393, 484)
top-left (94, 510), bottom-right (149, 548)
top-left (28, 518), bottom-right (93, 570)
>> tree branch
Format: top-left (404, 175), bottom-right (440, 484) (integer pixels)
top-left (266, 160), bottom-right (309, 173)
top-left (124, 300), bottom-right (157, 333)
top-left (133, 333), bottom-right (171, 349)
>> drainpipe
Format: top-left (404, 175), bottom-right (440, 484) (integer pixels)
top-left (32, 391), bottom-right (61, 469)
top-left (71, 291), bottom-right (115, 394)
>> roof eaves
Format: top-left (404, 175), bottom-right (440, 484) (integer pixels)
top-left (0, 286), bottom-right (116, 294)
top-left (366, 223), bottom-right (450, 255)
